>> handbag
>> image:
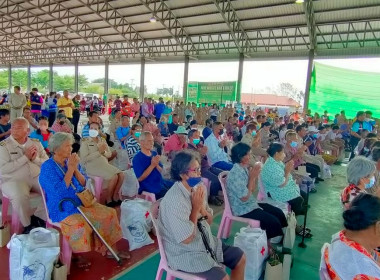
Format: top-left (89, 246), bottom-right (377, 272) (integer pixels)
top-left (55, 162), bottom-right (96, 208)
top-left (264, 254), bottom-right (283, 280)
top-left (52, 263), bottom-right (67, 280)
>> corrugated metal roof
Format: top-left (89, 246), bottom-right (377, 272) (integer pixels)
top-left (0, 0), bottom-right (379, 65)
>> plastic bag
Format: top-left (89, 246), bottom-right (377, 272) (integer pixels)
top-left (113, 148), bottom-right (129, 171)
top-left (121, 169), bottom-right (139, 197)
top-left (120, 199), bottom-right (154, 251)
top-left (234, 227), bottom-right (268, 280)
top-left (283, 212), bottom-right (297, 250)
top-left (322, 163), bottom-right (332, 179)
top-left (8, 227), bottom-right (60, 280)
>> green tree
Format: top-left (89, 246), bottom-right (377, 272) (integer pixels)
top-left (80, 84), bottom-right (104, 95)
top-left (0, 70), bottom-right (9, 90)
top-left (31, 69), bottom-right (49, 92)
top-left (11, 69), bottom-right (28, 89)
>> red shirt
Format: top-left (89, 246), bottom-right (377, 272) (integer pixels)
top-left (164, 134), bottom-right (188, 153)
top-left (121, 101), bottom-right (132, 116)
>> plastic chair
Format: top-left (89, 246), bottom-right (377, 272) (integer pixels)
top-left (1, 192), bottom-right (40, 234)
top-left (88, 175), bottom-right (104, 202)
top-left (217, 171), bottom-right (260, 239)
top-left (201, 178), bottom-right (210, 197)
top-left (256, 177), bottom-right (267, 202)
top-left (319, 243), bottom-right (332, 280)
top-left (141, 191), bottom-right (157, 203)
top-left (39, 186), bottom-right (72, 274)
top-left (150, 201), bottom-right (206, 280)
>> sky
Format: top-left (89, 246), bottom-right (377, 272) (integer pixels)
top-left (20, 57), bottom-right (380, 95)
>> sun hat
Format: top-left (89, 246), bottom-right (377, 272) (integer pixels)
top-left (174, 126), bottom-right (188, 135)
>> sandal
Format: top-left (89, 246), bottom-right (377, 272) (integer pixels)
top-left (73, 256), bottom-right (92, 269)
top-left (310, 188), bottom-right (317, 193)
top-left (106, 250), bottom-right (131, 259)
top-left (296, 228), bottom-right (313, 238)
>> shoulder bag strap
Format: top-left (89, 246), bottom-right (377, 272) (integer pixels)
top-left (54, 161), bottom-right (77, 191)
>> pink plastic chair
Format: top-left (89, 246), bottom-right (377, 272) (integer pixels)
top-left (88, 176), bottom-right (104, 202)
top-left (256, 177), bottom-right (267, 202)
top-left (217, 171), bottom-right (260, 239)
top-left (1, 192), bottom-right (40, 234)
top-left (201, 178), bottom-right (210, 197)
top-left (39, 186), bottom-right (72, 274)
top-left (141, 191), bottom-right (157, 203)
top-left (150, 201), bottom-right (205, 280)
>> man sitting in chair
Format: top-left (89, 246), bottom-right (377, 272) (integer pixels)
top-left (0, 118), bottom-right (48, 233)
top-left (133, 131), bottom-right (174, 200)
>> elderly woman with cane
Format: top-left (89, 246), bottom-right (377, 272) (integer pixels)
top-left (39, 132), bottom-right (130, 269)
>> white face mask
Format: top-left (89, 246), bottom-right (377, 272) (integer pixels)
top-left (89, 129), bottom-right (99, 138)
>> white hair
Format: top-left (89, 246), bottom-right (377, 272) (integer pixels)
top-left (347, 156), bottom-right (376, 185)
top-left (139, 131), bottom-right (152, 141)
top-left (11, 117), bottom-right (29, 128)
top-left (48, 132), bottom-right (74, 154)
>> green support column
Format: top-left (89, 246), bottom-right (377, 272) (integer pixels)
top-left (139, 57), bottom-right (145, 102)
top-left (303, 49), bottom-right (315, 112)
top-left (74, 60), bottom-right (79, 94)
top-left (183, 55), bottom-right (189, 103)
top-left (8, 65), bottom-right (12, 93)
top-left (104, 59), bottom-right (109, 97)
top-left (236, 53), bottom-right (244, 103)
top-left (49, 62), bottom-right (53, 92)
top-left (27, 64), bottom-right (31, 92)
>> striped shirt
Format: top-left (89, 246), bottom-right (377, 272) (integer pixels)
top-left (126, 136), bottom-right (140, 161)
top-left (157, 181), bottom-right (223, 273)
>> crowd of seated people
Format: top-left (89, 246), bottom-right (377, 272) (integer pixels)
top-left (1, 89), bottom-right (380, 277)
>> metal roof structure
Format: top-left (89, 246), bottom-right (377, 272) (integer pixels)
top-left (1, 0), bottom-right (380, 66)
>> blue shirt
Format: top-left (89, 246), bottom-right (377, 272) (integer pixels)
top-left (39, 158), bottom-right (87, 222)
top-left (202, 127), bottom-right (212, 140)
top-left (204, 133), bottom-right (229, 165)
top-left (132, 151), bottom-right (163, 194)
top-left (116, 126), bottom-right (130, 148)
top-left (226, 164), bottom-right (260, 216)
top-left (351, 121), bottom-right (373, 133)
top-left (158, 123), bottom-right (169, 137)
top-left (29, 130), bottom-right (55, 149)
top-left (154, 103), bottom-right (166, 119)
top-left (168, 123), bottom-right (179, 135)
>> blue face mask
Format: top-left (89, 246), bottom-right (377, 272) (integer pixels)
top-left (187, 177), bottom-right (202, 188)
top-left (365, 176), bottom-right (376, 189)
top-left (192, 139), bottom-right (201, 145)
top-left (290, 141), bottom-right (298, 148)
top-left (251, 131), bottom-right (257, 136)
top-left (134, 132), bottom-right (141, 138)
top-left (313, 134), bottom-right (318, 138)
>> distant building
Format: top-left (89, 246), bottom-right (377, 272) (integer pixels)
top-left (241, 93), bottom-right (301, 108)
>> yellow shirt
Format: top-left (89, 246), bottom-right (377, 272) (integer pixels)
top-left (57, 97), bottom-right (74, 118)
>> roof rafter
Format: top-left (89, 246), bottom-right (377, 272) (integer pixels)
top-left (213, 0), bottom-right (255, 54)
top-left (139, 0), bottom-right (197, 55)
top-left (303, 0), bottom-right (316, 51)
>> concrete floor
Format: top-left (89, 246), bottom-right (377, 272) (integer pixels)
top-left (116, 164), bottom-right (347, 280)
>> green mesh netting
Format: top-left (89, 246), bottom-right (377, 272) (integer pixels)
top-left (309, 62), bottom-right (380, 118)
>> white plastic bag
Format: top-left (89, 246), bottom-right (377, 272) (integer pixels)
top-left (120, 199), bottom-right (154, 251)
top-left (322, 163), bottom-right (332, 179)
top-left (121, 169), bottom-right (139, 197)
top-left (113, 147), bottom-right (129, 171)
top-left (8, 227), bottom-right (60, 280)
top-left (283, 212), bottom-right (297, 250)
top-left (234, 227), bottom-right (268, 280)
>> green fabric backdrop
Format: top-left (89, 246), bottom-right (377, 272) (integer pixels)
top-left (309, 62), bottom-right (380, 118)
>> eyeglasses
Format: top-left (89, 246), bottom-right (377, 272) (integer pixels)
top-left (187, 167), bottom-right (201, 173)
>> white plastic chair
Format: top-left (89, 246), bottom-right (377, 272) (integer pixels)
top-left (217, 171), bottom-right (260, 239)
